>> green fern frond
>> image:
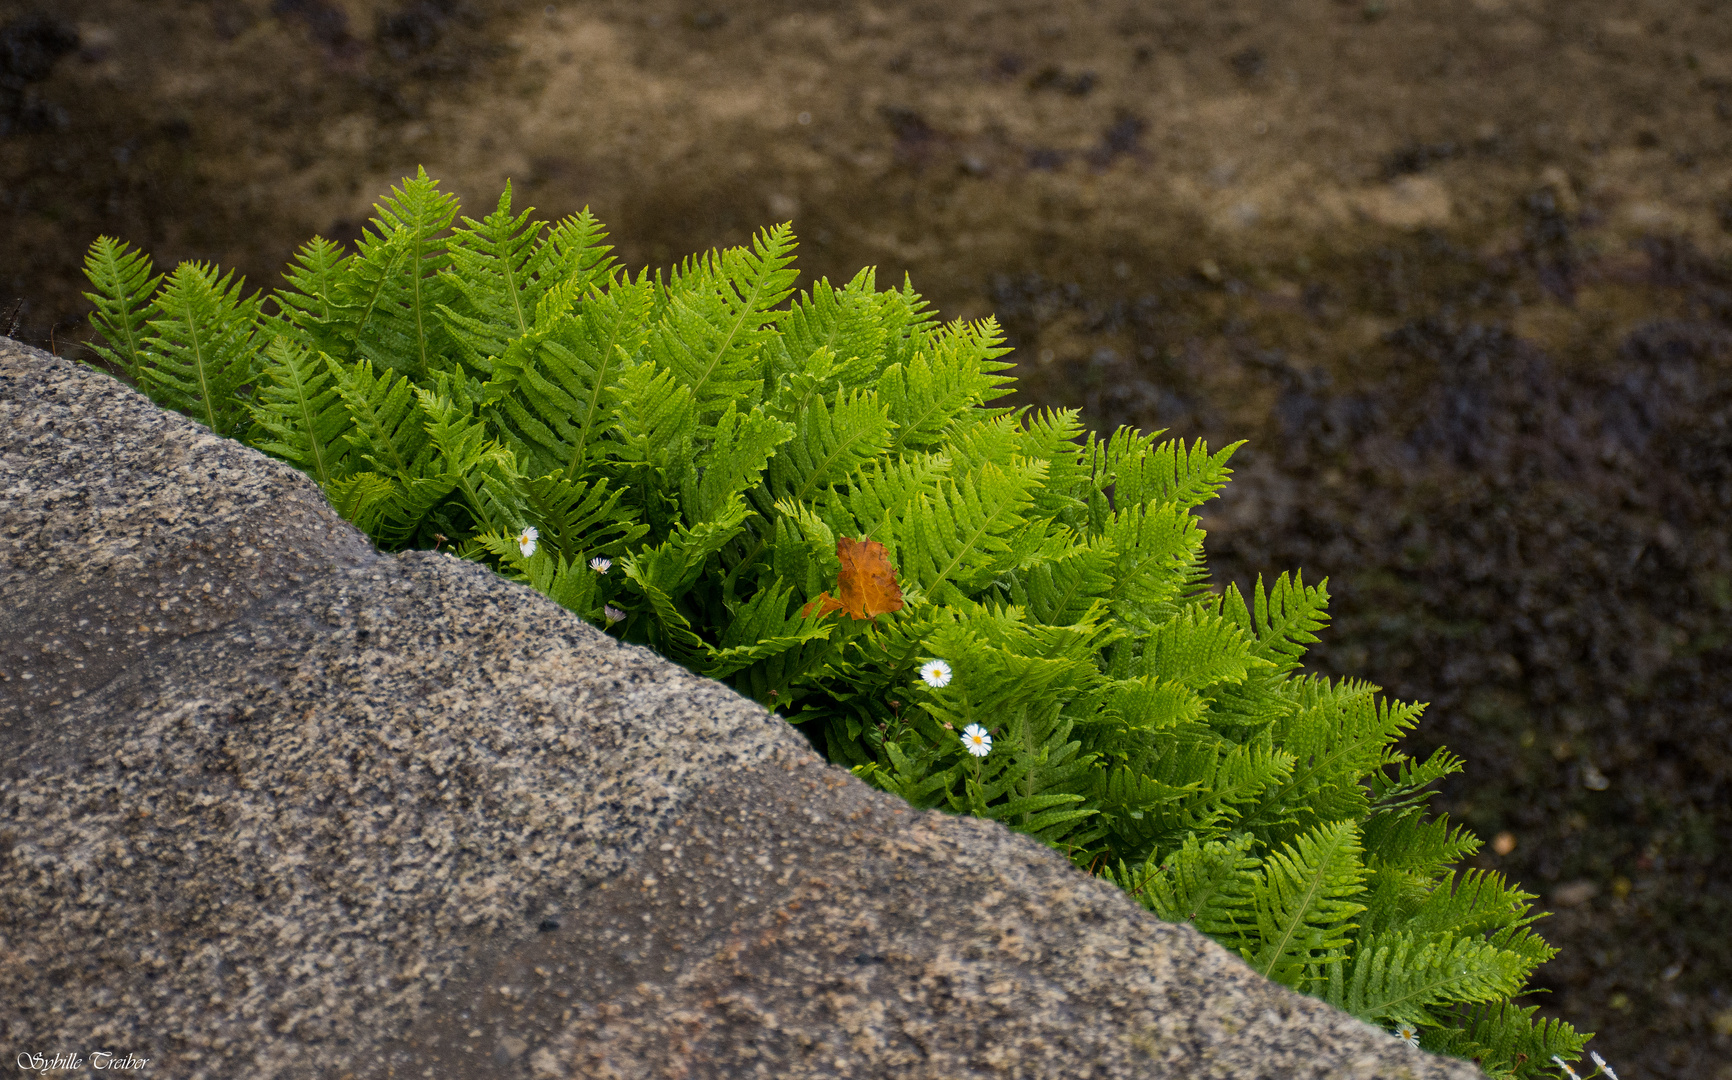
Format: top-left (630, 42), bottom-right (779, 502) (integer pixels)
top-left (767, 498), bottom-right (841, 598)
top-left (857, 733), bottom-right (965, 810)
top-left (646, 223), bottom-right (798, 419)
top-left (333, 355), bottom-right (436, 478)
top-left (1324, 928), bottom-right (1531, 1027)
top-left (1087, 430), bottom-right (1245, 513)
top-left (1103, 676), bottom-right (1210, 736)
top-left (610, 360), bottom-right (699, 521)
top-left (323, 471), bottom-right (401, 534)
top-left (1125, 737), bottom-right (1291, 848)
top-left (245, 336), bottom-right (352, 487)
top-left (1362, 811), bottom-right (1483, 880)
top-left (466, 528), bottom-right (616, 625)
top-left (514, 473), bottom-right (647, 566)
top-left (1103, 501), bottom-right (1206, 630)
top-left (1016, 535), bottom-right (1117, 626)
top-left (620, 558), bottom-right (709, 659)
top-left (777, 267), bottom-right (890, 389)
top-left (1020, 407), bottom-right (1092, 524)
top-left (342, 167), bottom-right (460, 381)
top-left (540, 208), bottom-right (617, 296)
top-left (1243, 677), bottom-right (1425, 845)
top-left (1222, 572), bottom-right (1333, 673)
top-left (876, 271), bottom-right (941, 370)
top-left (915, 616), bottom-right (1104, 732)
top-left (413, 380), bottom-right (531, 537)
top-left (682, 401), bottom-right (793, 526)
top-left (625, 496), bottom-right (752, 606)
top-left (1404, 868), bottom-right (1550, 943)
top-left (437, 181), bottom-right (550, 366)
top-left (895, 460), bottom-right (1043, 604)
top-left (81, 235), bottom-right (162, 385)
top-left (828, 451), bottom-right (950, 554)
top-left (484, 269), bottom-right (657, 481)
top-left (1107, 830), bottom-right (1262, 932)
top-left (1142, 607), bottom-right (1268, 690)
top-left (1425, 1000), bottom-right (1591, 1080)
top-left (138, 261), bottom-right (262, 439)
top-left (324, 468), bottom-right (457, 548)
top-left (1240, 819), bottom-right (1370, 985)
top-left (1368, 745), bottom-right (1468, 817)
top-left (762, 387), bottom-right (894, 510)
top-left (880, 318), bottom-right (1015, 455)
top-left (271, 235), bottom-right (352, 354)
top-left (702, 579), bottom-right (835, 690)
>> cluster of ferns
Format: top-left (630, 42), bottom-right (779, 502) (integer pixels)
top-left (79, 169), bottom-right (1592, 1077)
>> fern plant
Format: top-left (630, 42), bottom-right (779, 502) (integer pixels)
top-left (77, 170), bottom-right (1596, 1078)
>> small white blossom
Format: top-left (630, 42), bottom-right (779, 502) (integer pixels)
top-left (919, 660), bottom-right (952, 688)
top-left (589, 557), bottom-right (611, 573)
top-left (960, 723), bottom-right (992, 757)
top-left (1553, 1056), bottom-right (1584, 1080)
top-left (603, 605), bottom-right (625, 624)
top-left (516, 526), bottom-right (539, 558)
top-left (1392, 1024), bottom-right (1419, 1048)
top-left (1590, 1052), bottom-right (1621, 1080)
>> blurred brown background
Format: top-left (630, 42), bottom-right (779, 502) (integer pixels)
top-left (3, 1), bottom-right (1729, 1074)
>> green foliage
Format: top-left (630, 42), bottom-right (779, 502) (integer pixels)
top-left (80, 236), bottom-right (161, 387)
top-left (80, 173), bottom-right (1593, 1079)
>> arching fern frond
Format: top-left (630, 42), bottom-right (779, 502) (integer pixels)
top-left (950, 697), bottom-right (1101, 847)
top-left (777, 267), bottom-right (889, 389)
top-left (1237, 819), bottom-right (1370, 986)
top-left (896, 459), bottom-right (1043, 604)
top-left (81, 235), bottom-right (161, 386)
top-left (1102, 501), bottom-right (1205, 631)
top-left (762, 387), bottom-right (894, 510)
top-left (1426, 1001), bottom-right (1591, 1080)
top-left (483, 269), bottom-right (656, 481)
top-left (138, 261), bottom-right (262, 440)
top-left (880, 317), bottom-right (1014, 455)
top-left (1141, 607), bottom-right (1268, 691)
top-left (1107, 830), bottom-right (1262, 934)
top-left (1086, 430), bottom-right (1244, 514)
top-left (271, 235), bottom-right (352, 356)
top-left (438, 181), bottom-right (549, 366)
top-left (1221, 572), bottom-right (1332, 673)
top-left (645, 223), bottom-right (798, 420)
top-left (1241, 677), bottom-right (1424, 846)
top-left (1321, 928), bottom-right (1531, 1027)
top-left (245, 337), bottom-right (351, 488)
top-left (681, 402), bottom-right (792, 526)
top-left (341, 167), bottom-right (460, 381)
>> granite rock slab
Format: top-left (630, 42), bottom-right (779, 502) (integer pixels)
top-left (0, 338), bottom-right (1484, 1079)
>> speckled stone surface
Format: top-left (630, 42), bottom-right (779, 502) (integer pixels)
top-left (0, 339), bottom-right (1485, 1079)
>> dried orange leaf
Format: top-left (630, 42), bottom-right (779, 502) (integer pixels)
top-left (800, 591), bottom-right (845, 619)
top-left (835, 536), bottom-right (904, 619)
top-left (801, 537), bottom-right (904, 620)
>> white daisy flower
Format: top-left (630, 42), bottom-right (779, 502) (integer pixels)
top-left (960, 723), bottom-right (991, 757)
top-left (589, 557), bottom-right (611, 573)
top-left (1392, 1024), bottom-right (1419, 1048)
top-left (919, 659), bottom-right (952, 688)
top-left (516, 526), bottom-right (539, 558)
top-left (603, 605), bottom-right (625, 624)
top-left (1553, 1056), bottom-right (1584, 1080)
top-left (1591, 1052), bottom-right (1621, 1080)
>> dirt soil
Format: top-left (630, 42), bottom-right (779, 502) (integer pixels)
top-left (3, 0), bottom-right (1730, 1075)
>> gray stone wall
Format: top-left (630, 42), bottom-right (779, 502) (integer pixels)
top-left (0, 338), bottom-right (1480, 1079)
